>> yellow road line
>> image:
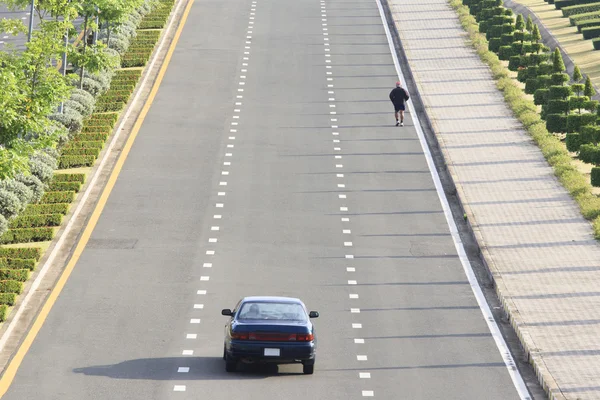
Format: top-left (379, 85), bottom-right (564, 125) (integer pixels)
top-left (0, 0), bottom-right (194, 396)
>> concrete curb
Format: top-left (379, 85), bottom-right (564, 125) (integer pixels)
top-left (380, 0), bottom-right (562, 399)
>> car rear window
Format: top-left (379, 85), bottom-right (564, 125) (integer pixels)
top-left (237, 302), bottom-right (307, 321)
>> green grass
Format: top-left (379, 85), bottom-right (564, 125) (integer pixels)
top-left (451, 0), bottom-right (600, 239)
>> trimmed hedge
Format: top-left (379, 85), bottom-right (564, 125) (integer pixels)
top-left (52, 174), bottom-right (85, 183)
top-left (566, 132), bottom-right (582, 152)
top-left (549, 85), bottom-right (573, 99)
top-left (0, 269), bottom-right (29, 282)
top-left (570, 10), bottom-right (600, 25)
top-left (22, 203), bottom-right (70, 216)
top-left (567, 113), bottom-right (597, 133)
top-left (0, 258), bottom-right (36, 270)
top-left (546, 113), bottom-right (568, 133)
top-left (8, 214), bottom-right (63, 229)
top-left (0, 247), bottom-right (41, 260)
top-left (61, 147), bottom-right (101, 157)
top-left (40, 191), bottom-right (75, 204)
top-left (563, 3), bottom-right (600, 17)
top-left (59, 155), bottom-right (97, 169)
top-left (48, 181), bottom-right (82, 192)
top-left (0, 228), bottom-right (55, 244)
top-left (0, 280), bottom-right (23, 294)
top-left (594, 37), bottom-right (600, 49)
top-left (547, 99), bottom-right (569, 114)
top-left (576, 18), bottom-right (600, 32)
top-left (582, 26), bottom-right (600, 39)
top-left (580, 143), bottom-right (600, 164)
top-left (581, 125), bottom-right (600, 144)
top-left (534, 88), bottom-right (550, 105)
top-left (73, 133), bottom-right (109, 142)
top-left (592, 167), bottom-right (600, 187)
top-left (0, 293), bottom-right (16, 306)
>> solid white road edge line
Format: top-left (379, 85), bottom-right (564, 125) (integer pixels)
top-left (0, 0), bottom-right (187, 355)
top-left (374, 0), bottom-right (531, 398)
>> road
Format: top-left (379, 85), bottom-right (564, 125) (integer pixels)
top-left (2, 0), bottom-right (525, 398)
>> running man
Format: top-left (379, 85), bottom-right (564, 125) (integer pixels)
top-left (389, 81), bottom-right (410, 126)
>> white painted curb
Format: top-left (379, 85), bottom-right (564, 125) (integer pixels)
top-left (374, 1), bottom-right (532, 399)
top-left (0, 0), bottom-right (187, 354)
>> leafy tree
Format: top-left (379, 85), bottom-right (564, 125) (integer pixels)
top-left (573, 65), bottom-right (582, 83)
top-left (526, 15), bottom-right (533, 32)
top-left (553, 48), bottom-right (565, 73)
top-left (585, 76), bottom-right (596, 98)
top-left (532, 24), bottom-right (541, 43)
top-left (515, 14), bottom-right (525, 31)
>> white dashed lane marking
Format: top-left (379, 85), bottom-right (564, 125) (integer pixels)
top-left (173, 385), bottom-right (186, 392)
top-left (362, 391), bottom-right (375, 397)
top-left (178, 367), bottom-right (190, 373)
top-left (360, 372), bottom-right (371, 379)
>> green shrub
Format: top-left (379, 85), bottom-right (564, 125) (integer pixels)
top-left (566, 132), bottom-right (582, 152)
top-left (48, 180), bottom-right (82, 192)
top-left (563, 3), bottom-right (600, 17)
top-left (61, 147), bottom-right (101, 157)
top-left (537, 75), bottom-right (552, 88)
top-left (40, 191), bottom-right (75, 204)
top-left (581, 125), bottom-right (600, 144)
top-left (0, 293), bottom-right (17, 306)
top-left (508, 55), bottom-right (521, 70)
top-left (1, 180), bottom-right (33, 211)
top-left (551, 73), bottom-right (570, 86)
top-left (0, 228), bottom-right (55, 244)
top-left (0, 258), bottom-right (36, 270)
top-left (501, 33), bottom-right (514, 45)
top-left (534, 88), bottom-right (550, 105)
top-left (49, 108), bottom-right (83, 135)
top-left (73, 133), bottom-right (109, 142)
top-left (570, 10), bottom-right (600, 26)
top-left (592, 167), bottom-right (600, 187)
top-left (29, 158), bottom-right (54, 184)
top-left (538, 62), bottom-right (554, 75)
top-left (64, 141), bottom-right (104, 150)
top-left (22, 203), bottom-right (70, 216)
top-left (525, 78), bottom-right (539, 94)
top-left (585, 100), bottom-right (599, 112)
top-left (546, 113), bottom-right (568, 132)
top-left (88, 113), bottom-right (118, 124)
top-left (567, 113), bottom-right (597, 133)
top-left (0, 280), bottom-right (23, 294)
top-left (14, 173), bottom-right (44, 203)
top-left (0, 189), bottom-right (21, 220)
top-left (0, 247), bottom-right (41, 260)
top-left (577, 18), bottom-right (600, 32)
top-left (0, 269), bottom-right (29, 282)
top-left (52, 173), bottom-right (85, 183)
top-left (527, 65), bottom-right (539, 78)
top-left (488, 25), bottom-right (503, 39)
top-left (498, 45), bottom-right (512, 60)
top-left (513, 31), bottom-right (525, 42)
top-left (59, 155), bottom-right (97, 169)
top-left (82, 125), bottom-right (111, 134)
top-left (582, 26), bottom-right (600, 39)
top-left (547, 99), bottom-right (569, 114)
top-left (9, 214), bottom-right (63, 229)
top-left (570, 96), bottom-right (590, 111)
top-left (549, 85), bottom-right (573, 99)
top-left (517, 68), bottom-right (528, 83)
top-left (579, 143), bottom-right (600, 164)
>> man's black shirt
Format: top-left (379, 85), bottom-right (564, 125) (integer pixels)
top-left (389, 87), bottom-right (409, 105)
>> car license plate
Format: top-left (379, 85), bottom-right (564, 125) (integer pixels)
top-left (264, 348), bottom-right (280, 357)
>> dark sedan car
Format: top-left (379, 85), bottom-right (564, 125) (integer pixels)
top-left (221, 296), bottom-right (319, 374)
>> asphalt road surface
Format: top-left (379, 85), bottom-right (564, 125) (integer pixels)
top-left (2, 0), bottom-right (524, 398)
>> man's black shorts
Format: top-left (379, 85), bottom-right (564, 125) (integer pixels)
top-left (394, 103), bottom-right (405, 112)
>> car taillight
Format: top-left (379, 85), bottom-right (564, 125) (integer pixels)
top-left (296, 333), bottom-right (314, 342)
top-left (243, 333), bottom-right (314, 341)
top-left (231, 331), bottom-right (248, 340)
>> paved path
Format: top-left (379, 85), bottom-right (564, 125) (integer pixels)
top-left (0, 0), bottom-right (527, 398)
top-left (388, 1), bottom-right (600, 399)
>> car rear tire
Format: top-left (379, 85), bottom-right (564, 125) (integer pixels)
top-left (225, 353), bottom-right (237, 373)
top-left (223, 345), bottom-right (226, 360)
top-left (303, 363), bottom-right (314, 375)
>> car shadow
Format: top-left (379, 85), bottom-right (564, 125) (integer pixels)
top-left (73, 357), bottom-right (305, 380)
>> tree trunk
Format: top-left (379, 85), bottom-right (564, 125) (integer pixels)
top-left (79, 15), bottom-right (89, 90)
top-left (107, 21), bottom-right (111, 48)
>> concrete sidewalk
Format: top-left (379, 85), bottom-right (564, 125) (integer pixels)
top-left (388, 1), bottom-right (600, 399)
